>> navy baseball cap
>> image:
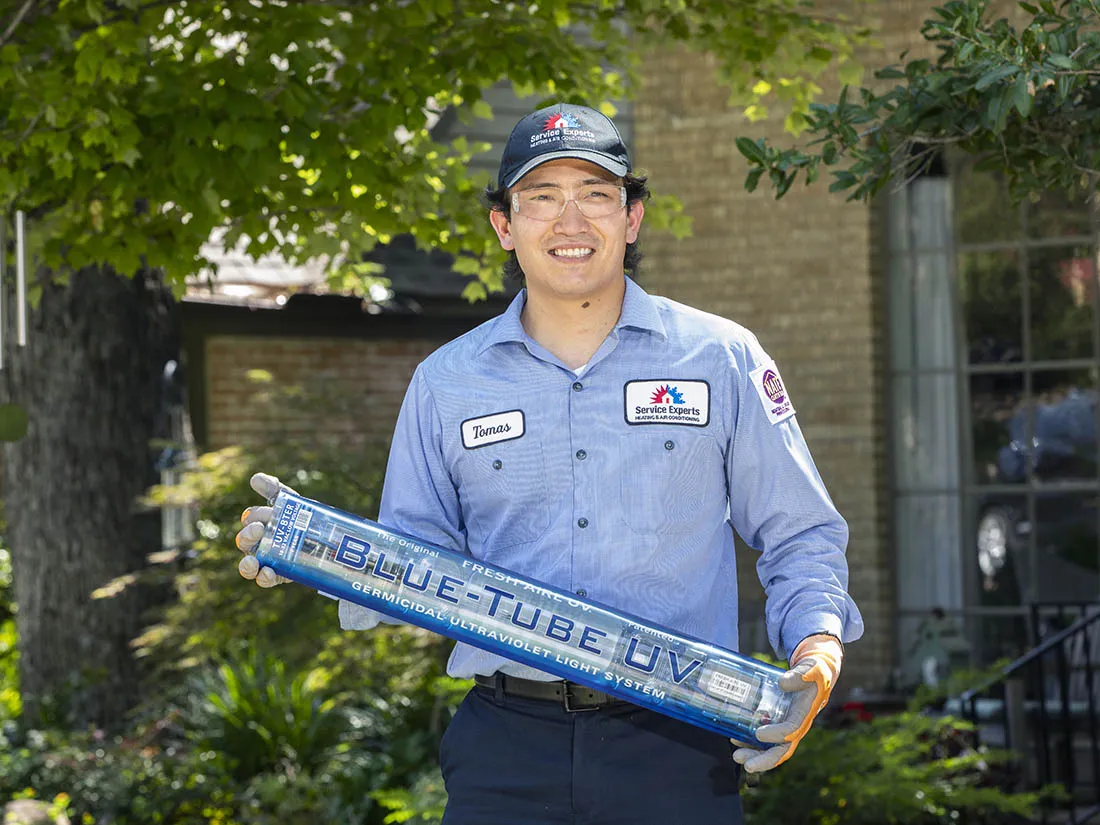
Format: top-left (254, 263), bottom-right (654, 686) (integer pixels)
top-left (497, 103), bottom-right (631, 189)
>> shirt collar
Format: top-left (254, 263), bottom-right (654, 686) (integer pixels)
top-left (476, 276), bottom-right (667, 357)
top-left (616, 276), bottom-right (668, 341)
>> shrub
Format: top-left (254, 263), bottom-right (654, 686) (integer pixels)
top-left (180, 647), bottom-right (357, 782)
top-left (742, 710), bottom-right (1044, 825)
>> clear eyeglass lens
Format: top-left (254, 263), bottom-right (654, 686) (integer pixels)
top-left (512, 185), bottom-right (626, 221)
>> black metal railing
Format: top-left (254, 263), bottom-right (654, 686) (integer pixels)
top-left (959, 603), bottom-right (1100, 824)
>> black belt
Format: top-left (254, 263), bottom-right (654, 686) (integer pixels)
top-left (475, 673), bottom-right (628, 712)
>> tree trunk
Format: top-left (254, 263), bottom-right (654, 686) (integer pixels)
top-left (1, 266), bottom-right (178, 730)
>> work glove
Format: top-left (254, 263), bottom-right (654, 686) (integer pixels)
top-left (235, 472), bottom-right (293, 588)
top-left (732, 633), bottom-right (843, 773)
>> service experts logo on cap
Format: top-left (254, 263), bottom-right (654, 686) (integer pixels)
top-left (498, 103), bottom-right (631, 189)
top-left (543, 112), bottom-right (581, 131)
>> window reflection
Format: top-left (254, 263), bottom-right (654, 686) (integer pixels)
top-left (969, 372), bottom-right (1024, 484)
top-left (1032, 493), bottom-right (1100, 601)
top-left (1029, 246), bottom-right (1097, 361)
top-left (1027, 369), bottom-right (1098, 483)
top-left (952, 157), bottom-right (1018, 245)
top-left (970, 492), bottom-right (1026, 605)
top-left (959, 251), bottom-right (1022, 365)
top-left (1027, 186), bottom-right (1094, 240)
top-left (971, 369), bottom-right (1098, 485)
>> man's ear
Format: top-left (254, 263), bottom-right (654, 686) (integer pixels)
top-left (489, 209), bottom-right (515, 251)
top-left (626, 200), bottom-right (645, 244)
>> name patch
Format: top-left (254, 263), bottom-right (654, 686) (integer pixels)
top-left (461, 410), bottom-right (525, 449)
top-left (749, 362), bottom-right (796, 424)
top-left (624, 380), bottom-right (710, 426)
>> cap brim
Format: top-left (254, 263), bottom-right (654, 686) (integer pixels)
top-left (503, 150), bottom-right (630, 188)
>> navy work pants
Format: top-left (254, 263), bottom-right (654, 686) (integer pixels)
top-left (439, 684), bottom-right (745, 824)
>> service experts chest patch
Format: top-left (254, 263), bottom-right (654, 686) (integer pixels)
top-left (624, 380), bottom-right (710, 426)
top-left (749, 362), bottom-right (796, 424)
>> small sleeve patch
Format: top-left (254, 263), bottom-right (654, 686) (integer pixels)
top-left (749, 362), bottom-right (796, 425)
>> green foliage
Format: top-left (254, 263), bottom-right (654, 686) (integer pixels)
top-left (0, 0), bottom-right (868, 297)
top-left (138, 369), bottom-right (391, 676)
top-left (0, 507), bottom-right (18, 720)
top-left (0, 615), bottom-right (18, 721)
top-left (0, 722), bottom-right (241, 825)
top-left (743, 712), bottom-right (1046, 824)
top-left (372, 768), bottom-right (447, 824)
top-left (0, 643), bottom-right (463, 825)
top-left (181, 648), bottom-right (352, 781)
top-left (740, 0), bottom-right (1100, 202)
top-left (127, 370), bottom-right (462, 822)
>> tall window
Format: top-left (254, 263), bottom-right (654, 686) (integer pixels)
top-left (958, 160), bottom-right (1099, 632)
top-left (890, 156), bottom-right (1099, 672)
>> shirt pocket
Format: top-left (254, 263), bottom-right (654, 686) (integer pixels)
top-left (619, 431), bottom-right (722, 534)
top-left (455, 437), bottom-right (551, 552)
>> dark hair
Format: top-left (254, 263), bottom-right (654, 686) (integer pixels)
top-left (483, 172), bottom-right (651, 282)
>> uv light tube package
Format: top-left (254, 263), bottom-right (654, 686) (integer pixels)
top-left (255, 490), bottom-right (791, 746)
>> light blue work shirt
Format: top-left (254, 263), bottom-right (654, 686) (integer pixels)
top-left (339, 277), bottom-right (864, 680)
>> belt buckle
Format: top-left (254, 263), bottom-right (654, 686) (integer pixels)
top-left (562, 682), bottom-right (599, 713)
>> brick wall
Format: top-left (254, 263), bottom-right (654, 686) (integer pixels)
top-left (203, 335), bottom-right (446, 450)
top-left (634, 0), bottom-right (944, 687)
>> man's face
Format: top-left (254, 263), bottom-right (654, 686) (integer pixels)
top-left (489, 158), bottom-right (644, 303)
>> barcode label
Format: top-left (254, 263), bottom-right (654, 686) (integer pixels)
top-left (706, 672), bottom-right (753, 705)
top-left (293, 509), bottom-right (313, 532)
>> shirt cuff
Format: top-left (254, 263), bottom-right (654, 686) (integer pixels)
top-left (338, 600), bottom-right (384, 630)
top-left (337, 599), bottom-right (407, 630)
top-left (781, 612), bottom-right (845, 661)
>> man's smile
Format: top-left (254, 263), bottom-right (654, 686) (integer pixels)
top-left (548, 246), bottom-right (596, 259)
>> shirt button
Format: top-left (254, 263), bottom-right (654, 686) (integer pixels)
top-left (492, 459), bottom-right (503, 470)
top-left (576, 588), bottom-right (588, 598)
top-left (577, 517), bottom-right (589, 529)
top-left (664, 440), bottom-right (675, 451)
top-left (575, 449), bottom-right (587, 460)
top-left (572, 381), bottom-right (583, 392)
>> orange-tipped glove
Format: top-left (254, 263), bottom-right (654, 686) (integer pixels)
top-left (732, 633), bottom-right (842, 773)
top-left (235, 472), bottom-right (293, 588)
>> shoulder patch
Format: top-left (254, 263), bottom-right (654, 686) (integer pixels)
top-left (749, 363), bottom-right (796, 425)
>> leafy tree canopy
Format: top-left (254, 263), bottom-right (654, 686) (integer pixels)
top-left (0, 0), bottom-right (868, 300)
top-left (738, 0), bottom-right (1100, 202)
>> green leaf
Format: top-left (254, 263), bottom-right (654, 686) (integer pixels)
top-left (975, 64), bottom-right (1020, 90)
top-left (1047, 54), bottom-right (1076, 69)
top-left (471, 100), bottom-right (493, 120)
top-left (744, 167), bottom-right (764, 193)
top-left (985, 87), bottom-right (1012, 132)
top-left (461, 281), bottom-right (488, 302)
top-left (828, 171), bottom-right (857, 192)
top-left (1012, 73), bottom-right (1033, 116)
top-left (452, 255), bottom-right (481, 275)
top-left (735, 137), bottom-right (766, 164)
top-left (837, 61), bottom-right (863, 86)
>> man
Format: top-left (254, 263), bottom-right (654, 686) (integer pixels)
top-left (236, 103), bottom-right (863, 824)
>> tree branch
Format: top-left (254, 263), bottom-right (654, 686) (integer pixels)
top-left (0, 0), bottom-right (39, 50)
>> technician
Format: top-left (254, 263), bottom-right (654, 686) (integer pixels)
top-left (236, 102), bottom-right (863, 824)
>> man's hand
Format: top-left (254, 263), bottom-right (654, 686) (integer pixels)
top-left (235, 472), bottom-right (293, 588)
top-left (732, 634), bottom-right (843, 773)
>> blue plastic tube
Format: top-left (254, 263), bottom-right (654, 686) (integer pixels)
top-left (255, 489), bottom-right (791, 747)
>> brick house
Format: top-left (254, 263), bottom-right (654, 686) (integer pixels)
top-left (184, 0), bottom-right (1100, 692)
